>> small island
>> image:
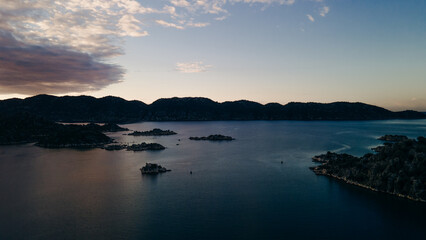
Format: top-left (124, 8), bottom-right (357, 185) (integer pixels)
top-left (127, 128), bottom-right (177, 136)
top-left (310, 135), bottom-right (426, 202)
top-left (102, 142), bottom-right (167, 151)
top-left (103, 142), bottom-right (165, 151)
top-left (102, 144), bottom-right (128, 151)
top-left (126, 142), bottom-right (165, 151)
top-left (140, 163), bottom-right (171, 174)
top-left (189, 134), bottom-right (235, 141)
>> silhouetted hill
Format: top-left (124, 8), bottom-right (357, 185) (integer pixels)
top-left (148, 97), bottom-right (220, 120)
top-left (221, 100), bottom-right (265, 120)
top-left (0, 94), bottom-right (147, 123)
top-left (0, 95), bottom-right (424, 123)
top-left (280, 102), bottom-right (394, 120)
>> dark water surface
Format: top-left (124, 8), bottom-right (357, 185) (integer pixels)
top-left (1, 120), bottom-right (426, 239)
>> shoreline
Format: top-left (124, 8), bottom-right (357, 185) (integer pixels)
top-left (311, 166), bottom-right (426, 203)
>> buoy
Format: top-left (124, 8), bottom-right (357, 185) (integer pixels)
top-left (190, 171), bottom-right (192, 174)
top-left (281, 161), bottom-right (283, 164)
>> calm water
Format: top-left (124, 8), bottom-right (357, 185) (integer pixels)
top-left (1, 120), bottom-right (426, 239)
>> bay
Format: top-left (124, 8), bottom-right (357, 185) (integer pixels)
top-left (1, 120), bottom-right (426, 239)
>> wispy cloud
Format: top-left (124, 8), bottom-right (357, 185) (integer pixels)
top-left (161, 0), bottom-right (305, 29)
top-left (307, 14), bottom-right (315, 22)
top-left (168, 0), bottom-right (296, 16)
top-left (319, 6), bottom-right (330, 17)
top-left (176, 61), bottom-right (213, 73)
top-left (233, 0), bottom-right (295, 5)
top-left (170, 0), bottom-right (191, 8)
top-left (215, 16), bottom-right (228, 21)
top-left (156, 20), bottom-right (185, 29)
top-left (187, 22), bottom-right (211, 27)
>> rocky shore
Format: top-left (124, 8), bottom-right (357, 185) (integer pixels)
top-left (189, 134), bottom-right (235, 141)
top-left (310, 136), bottom-right (426, 202)
top-left (378, 134), bottom-right (408, 142)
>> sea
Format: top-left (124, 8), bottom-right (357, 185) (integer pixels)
top-left (1, 120), bottom-right (426, 239)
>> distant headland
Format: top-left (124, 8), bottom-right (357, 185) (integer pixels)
top-left (0, 94), bottom-right (424, 123)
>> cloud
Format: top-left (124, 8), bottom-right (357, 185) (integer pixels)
top-left (156, 20), bottom-right (185, 29)
top-left (176, 61), bottom-right (213, 73)
top-left (186, 22), bottom-right (211, 27)
top-left (168, 0), bottom-right (296, 19)
top-left (232, 0), bottom-right (295, 5)
top-left (170, 0), bottom-right (191, 8)
top-left (0, 0), bottom-right (329, 95)
top-left (307, 14), bottom-right (315, 22)
top-left (319, 6), bottom-right (329, 17)
top-left (0, 31), bottom-right (123, 95)
top-left (163, 5), bottom-right (179, 17)
top-left (0, 0), bottom-right (153, 94)
top-left (215, 16), bottom-right (228, 21)
top-left (1, 0), bottom-right (152, 57)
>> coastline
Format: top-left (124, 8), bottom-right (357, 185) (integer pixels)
top-left (312, 167), bottom-right (426, 202)
top-left (310, 135), bottom-right (426, 203)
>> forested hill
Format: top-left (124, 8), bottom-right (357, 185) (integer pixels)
top-left (0, 94), bottom-right (424, 123)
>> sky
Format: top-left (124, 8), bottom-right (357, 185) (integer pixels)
top-left (0, 0), bottom-right (425, 111)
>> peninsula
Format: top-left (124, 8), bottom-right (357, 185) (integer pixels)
top-left (0, 113), bottom-right (122, 148)
top-left (310, 136), bottom-right (426, 202)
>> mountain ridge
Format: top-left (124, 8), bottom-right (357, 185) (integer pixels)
top-left (0, 94), bottom-right (424, 123)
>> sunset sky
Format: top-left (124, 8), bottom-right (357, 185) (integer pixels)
top-left (0, 0), bottom-right (425, 110)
